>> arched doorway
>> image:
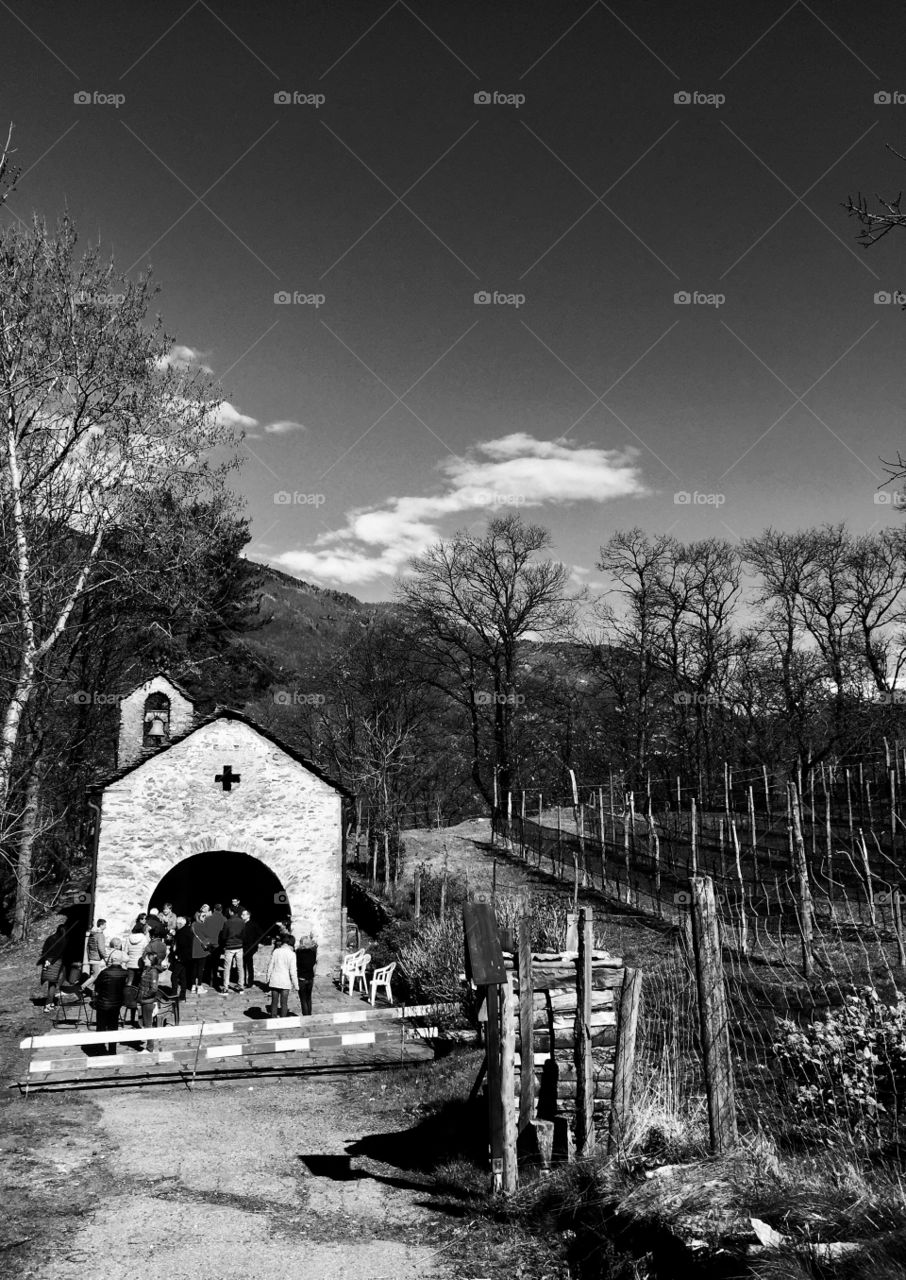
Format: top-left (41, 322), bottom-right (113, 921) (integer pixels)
top-left (148, 850), bottom-right (288, 931)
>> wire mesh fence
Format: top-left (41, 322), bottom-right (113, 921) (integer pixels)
top-left (496, 783), bottom-right (906, 1154)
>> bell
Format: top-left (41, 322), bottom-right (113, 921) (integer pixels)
top-left (147, 715), bottom-right (167, 743)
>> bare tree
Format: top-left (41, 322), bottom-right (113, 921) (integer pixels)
top-left (399, 514), bottom-right (578, 810)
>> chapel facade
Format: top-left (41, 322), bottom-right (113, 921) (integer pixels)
top-left (90, 676), bottom-right (348, 963)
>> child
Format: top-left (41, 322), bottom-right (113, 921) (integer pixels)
top-left (265, 932), bottom-right (298, 1018)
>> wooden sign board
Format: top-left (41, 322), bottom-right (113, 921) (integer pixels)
top-left (463, 902), bottom-right (507, 986)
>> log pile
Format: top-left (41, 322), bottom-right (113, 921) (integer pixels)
top-left (504, 949), bottom-right (625, 1132)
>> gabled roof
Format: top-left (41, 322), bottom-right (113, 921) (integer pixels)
top-left (124, 671), bottom-right (196, 704)
top-left (90, 707), bottom-right (353, 799)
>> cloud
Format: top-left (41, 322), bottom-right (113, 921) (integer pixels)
top-left (271, 433), bottom-right (646, 587)
top-left (156, 344), bottom-right (213, 374)
top-left (264, 419), bottom-right (307, 435)
top-left (216, 402), bottom-right (259, 432)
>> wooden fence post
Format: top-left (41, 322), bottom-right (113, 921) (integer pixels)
top-left (414, 866), bottom-right (421, 921)
top-left (789, 782), bottom-right (814, 979)
top-left (690, 875), bottom-right (738, 1154)
top-left (598, 787), bottom-right (607, 891)
top-left (517, 917), bottom-right (534, 1137)
top-left (574, 907), bottom-right (595, 1157)
top-left (501, 972), bottom-right (518, 1193)
top-left (608, 966), bottom-right (642, 1155)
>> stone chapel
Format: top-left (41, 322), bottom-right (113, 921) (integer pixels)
top-left (89, 674), bottom-right (349, 962)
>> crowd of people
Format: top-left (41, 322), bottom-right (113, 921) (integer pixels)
top-left (39, 900), bottom-right (319, 1054)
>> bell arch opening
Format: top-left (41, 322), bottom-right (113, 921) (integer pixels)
top-left (148, 850), bottom-right (289, 931)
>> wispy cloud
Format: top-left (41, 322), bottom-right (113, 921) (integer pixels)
top-left (272, 433), bottom-right (647, 586)
top-left (264, 419), bottom-right (307, 435)
top-left (156, 343), bottom-right (213, 374)
top-left (216, 402), bottom-right (259, 431)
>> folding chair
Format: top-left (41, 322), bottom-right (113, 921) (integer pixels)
top-left (369, 961), bottom-right (396, 1006)
top-left (53, 980), bottom-right (93, 1029)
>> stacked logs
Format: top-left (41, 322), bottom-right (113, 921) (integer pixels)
top-left (504, 950), bottom-right (625, 1133)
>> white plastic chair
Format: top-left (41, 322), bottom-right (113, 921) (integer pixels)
top-left (347, 951), bottom-right (371, 997)
top-left (369, 961), bottom-right (396, 1006)
top-left (340, 948), bottom-right (365, 993)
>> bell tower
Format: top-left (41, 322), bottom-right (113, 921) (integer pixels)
top-left (117, 674), bottom-right (195, 769)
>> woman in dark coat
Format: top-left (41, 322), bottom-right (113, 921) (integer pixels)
top-left (189, 910), bottom-right (211, 993)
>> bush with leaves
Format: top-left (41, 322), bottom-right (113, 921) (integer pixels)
top-left (773, 986), bottom-right (906, 1147)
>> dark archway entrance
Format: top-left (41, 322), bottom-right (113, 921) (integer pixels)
top-left (149, 850), bottom-right (288, 932)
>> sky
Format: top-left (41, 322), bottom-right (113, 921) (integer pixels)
top-left (4, 0), bottom-right (906, 600)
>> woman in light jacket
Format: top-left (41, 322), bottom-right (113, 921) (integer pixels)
top-left (124, 918), bottom-right (148, 986)
top-left (265, 933), bottom-right (298, 1018)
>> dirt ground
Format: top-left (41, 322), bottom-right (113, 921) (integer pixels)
top-left (0, 941), bottom-right (471, 1280)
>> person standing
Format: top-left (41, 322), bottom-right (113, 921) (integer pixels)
top-left (38, 923), bottom-right (68, 1014)
top-left (136, 946), bottom-right (163, 1052)
top-left (218, 909), bottom-right (245, 993)
top-left (158, 902), bottom-right (177, 934)
top-left (171, 916), bottom-right (191, 1000)
top-left (265, 933), bottom-right (298, 1018)
top-left (93, 948), bottom-right (129, 1054)
top-left (124, 918), bottom-right (148, 986)
top-left (240, 910), bottom-right (261, 988)
top-left (295, 934), bottom-right (318, 1017)
top-left (201, 902), bottom-right (225, 987)
top-left (86, 919), bottom-right (108, 977)
top-left (190, 910), bottom-right (211, 994)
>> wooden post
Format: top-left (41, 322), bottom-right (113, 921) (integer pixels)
top-left (414, 866), bottom-right (421, 921)
top-left (517, 917), bottom-right (534, 1136)
top-left (891, 767), bottom-right (898, 860)
top-left (439, 868), bottom-right (447, 922)
top-left (628, 790), bottom-right (637, 904)
top-left (623, 798), bottom-right (631, 905)
top-left (730, 819), bottom-right (748, 956)
top-left (371, 830), bottom-right (378, 886)
top-left (762, 763), bottom-right (771, 821)
top-left (608, 966), bottom-right (642, 1155)
top-left (691, 797), bottom-right (698, 876)
top-left (574, 907), bottom-right (595, 1157)
top-left (556, 806), bottom-right (563, 880)
top-left (538, 793), bottom-right (543, 868)
top-left (858, 828), bottom-right (876, 927)
top-left (500, 973), bottom-right (518, 1193)
top-left (789, 782), bottom-right (814, 979)
top-left (689, 875), bottom-right (738, 1154)
top-left (597, 787), bottom-right (606, 891)
top-left (893, 888), bottom-right (906, 970)
top-left (609, 768), bottom-right (617, 846)
top-left (383, 829), bottom-right (391, 893)
top-left (520, 790), bottom-right (526, 860)
top-left (486, 982), bottom-right (504, 1191)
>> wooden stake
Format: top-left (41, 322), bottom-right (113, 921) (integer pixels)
top-left (789, 782), bottom-right (814, 979)
top-left (500, 974), bottom-right (518, 1193)
top-left (608, 967), bottom-right (643, 1156)
top-left (517, 918), bottom-right (534, 1135)
top-left (730, 820), bottom-right (748, 957)
top-left (763, 763), bottom-right (771, 821)
top-left (690, 875), bottom-right (738, 1154)
top-left (691, 797), bottom-right (698, 876)
top-left (574, 907), bottom-right (595, 1158)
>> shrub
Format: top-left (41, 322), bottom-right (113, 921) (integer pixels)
top-left (397, 915), bottom-right (466, 1007)
top-left (773, 986), bottom-right (906, 1148)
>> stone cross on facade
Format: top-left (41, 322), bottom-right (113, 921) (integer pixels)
top-left (215, 765), bottom-right (241, 792)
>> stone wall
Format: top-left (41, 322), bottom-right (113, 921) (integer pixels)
top-left (94, 717), bottom-right (344, 964)
top-left (117, 675), bottom-right (196, 770)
